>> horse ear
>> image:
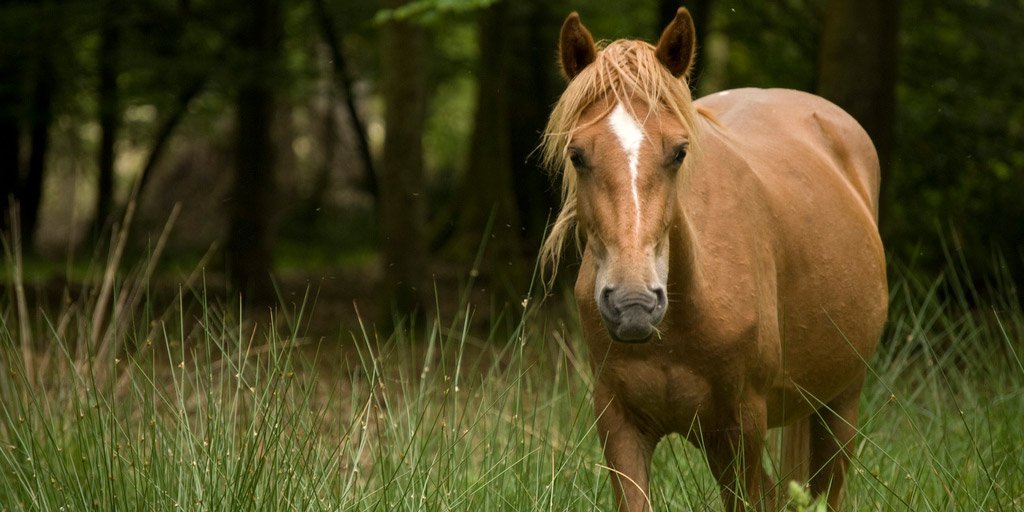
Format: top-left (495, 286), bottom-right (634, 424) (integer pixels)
top-left (559, 12), bottom-right (597, 80)
top-left (655, 7), bottom-right (696, 78)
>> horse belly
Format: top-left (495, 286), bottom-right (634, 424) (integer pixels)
top-left (768, 230), bottom-right (888, 426)
top-left (755, 124), bottom-right (887, 424)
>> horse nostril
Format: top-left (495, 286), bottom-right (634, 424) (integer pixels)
top-left (600, 286), bottom-right (615, 309)
top-left (652, 287), bottom-right (667, 310)
top-left (597, 286), bottom-right (621, 323)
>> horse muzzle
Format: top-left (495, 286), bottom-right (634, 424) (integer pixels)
top-left (597, 286), bottom-right (667, 343)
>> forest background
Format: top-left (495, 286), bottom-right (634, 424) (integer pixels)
top-left (2, 2), bottom-right (1024, 510)
top-left (1, 0), bottom-right (1022, 325)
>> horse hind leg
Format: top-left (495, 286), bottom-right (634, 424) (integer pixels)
top-left (808, 375), bottom-right (866, 510)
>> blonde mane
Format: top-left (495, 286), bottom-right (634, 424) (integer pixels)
top-left (539, 39), bottom-right (700, 288)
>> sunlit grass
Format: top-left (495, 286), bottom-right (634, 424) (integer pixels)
top-left (1, 236), bottom-right (1022, 510)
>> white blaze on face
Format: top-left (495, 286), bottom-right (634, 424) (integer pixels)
top-left (608, 103), bottom-right (644, 239)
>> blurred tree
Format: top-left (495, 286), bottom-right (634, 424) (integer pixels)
top-left (228, 0), bottom-right (282, 304)
top-left (0, 56), bottom-right (22, 235)
top-left (313, 0), bottom-right (378, 203)
top-left (440, 0), bottom-right (567, 295)
top-left (94, 0), bottom-right (121, 235)
top-left (22, 31), bottom-right (55, 247)
top-left (445, 2), bottom-right (523, 288)
top-left (379, 0), bottom-right (430, 319)
top-left (135, 80), bottom-right (205, 196)
top-left (507, 0), bottom-right (562, 259)
top-left (124, 0), bottom-right (212, 203)
top-left (817, 0), bottom-right (898, 175)
top-left (0, 1), bottom-right (56, 247)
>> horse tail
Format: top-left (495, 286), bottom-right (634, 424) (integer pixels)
top-left (780, 416), bottom-right (810, 485)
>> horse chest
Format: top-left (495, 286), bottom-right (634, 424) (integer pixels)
top-left (601, 354), bottom-right (722, 433)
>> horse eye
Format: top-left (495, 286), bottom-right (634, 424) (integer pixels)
top-left (569, 149), bottom-right (587, 170)
top-left (672, 145), bottom-right (688, 164)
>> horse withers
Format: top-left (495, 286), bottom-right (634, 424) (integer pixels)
top-left (540, 9), bottom-right (888, 511)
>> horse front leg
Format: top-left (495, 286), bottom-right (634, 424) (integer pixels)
top-left (596, 391), bottom-right (657, 512)
top-left (701, 404), bottom-right (774, 511)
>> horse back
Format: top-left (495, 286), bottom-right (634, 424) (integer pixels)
top-left (695, 88), bottom-right (881, 222)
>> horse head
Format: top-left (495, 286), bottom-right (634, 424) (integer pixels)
top-left (542, 9), bottom-right (699, 343)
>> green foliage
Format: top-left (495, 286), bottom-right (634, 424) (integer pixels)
top-left (886, 1), bottom-right (1024, 275)
top-left (374, 0), bottom-right (501, 25)
top-left (422, 20), bottom-right (478, 183)
top-left (712, 0), bottom-right (824, 91)
top-left (562, 0), bottom-right (657, 42)
top-left (786, 481), bottom-right (827, 512)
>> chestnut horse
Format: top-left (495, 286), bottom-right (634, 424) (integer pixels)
top-left (540, 9), bottom-right (887, 512)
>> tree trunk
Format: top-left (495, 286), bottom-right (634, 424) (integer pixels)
top-left (378, 0), bottom-right (429, 319)
top-left (21, 52), bottom-right (54, 248)
top-left (305, 84), bottom-right (337, 219)
top-left (659, 0), bottom-right (713, 92)
top-left (228, 0), bottom-right (281, 305)
top-left (817, 0), bottom-right (898, 174)
top-left (507, 0), bottom-right (560, 259)
top-left (445, 2), bottom-right (527, 294)
top-left (94, 5), bottom-right (120, 234)
top-left (0, 61), bottom-right (20, 235)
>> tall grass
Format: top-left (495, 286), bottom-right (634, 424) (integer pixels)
top-left (1, 237), bottom-right (1022, 510)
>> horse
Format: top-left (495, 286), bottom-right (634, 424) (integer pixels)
top-left (539, 9), bottom-right (888, 511)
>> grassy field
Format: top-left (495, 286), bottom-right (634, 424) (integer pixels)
top-left (1, 244), bottom-right (1023, 511)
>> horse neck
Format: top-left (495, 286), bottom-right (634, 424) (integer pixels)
top-left (667, 198), bottom-right (703, 306)
top-left (667, 130), bottom-right (714, 313)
